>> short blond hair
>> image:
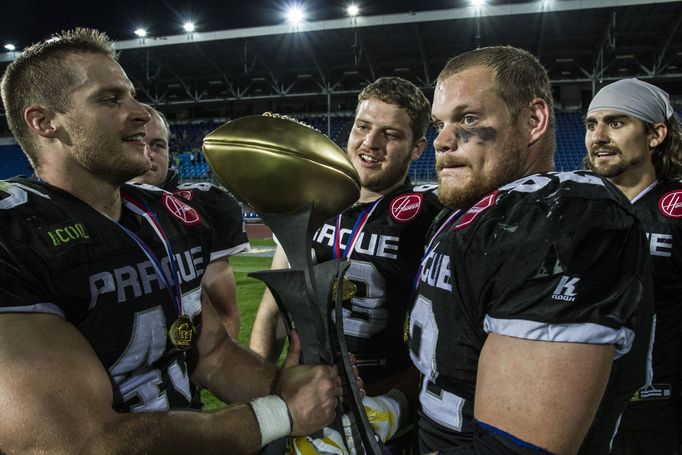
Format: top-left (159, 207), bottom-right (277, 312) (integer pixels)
top-left (1, 28), bottom-right (116, 166)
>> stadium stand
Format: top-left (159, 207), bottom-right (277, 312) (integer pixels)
top-left (0, 143), bottom-right (31, 179)
top-left (0, 111), bottom-right (594, 182)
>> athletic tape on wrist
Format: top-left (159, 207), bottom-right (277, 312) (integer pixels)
top-left (248, 395), bottom-right (292, 447)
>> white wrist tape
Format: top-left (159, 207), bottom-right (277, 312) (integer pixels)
top-left (249, 395), bottom-right (292, 447)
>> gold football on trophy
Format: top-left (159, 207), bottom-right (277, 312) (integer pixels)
top-left (203, 114), bottom-right (360, 222)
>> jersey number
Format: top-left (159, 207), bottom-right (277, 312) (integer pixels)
top-left (109, 306), bottom-right (191, 412)
top-left (341, 260), bottom-right (388, 339)
top-left (409, 295), bottom-right (465, 431)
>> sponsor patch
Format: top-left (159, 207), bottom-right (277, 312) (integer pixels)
top-left (174, 189), bottom-right (194, 201)
top-left (631, 384), bottom-right (672, 401)
top-left (389, 193), bottom-right (423, 223)
top-left (162, 193), bottom-right (200, 226)
top-left (453, 191), bottom-right (497, 231)
top-left (658, 189), bottom-right (682, 219)
top-left (42, 221), bottom-right (93, 252)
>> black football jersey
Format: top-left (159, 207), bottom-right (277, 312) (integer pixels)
top-left (311, 180), bottom-right (442, 384)
top-left (617, 179), bottom-right (682, 433)
top-left (0, 177), bottom-right (218, 412)
top-left (157, 170), bottom-right (250, 258)
top-left (408, 171), bottom-right (654, 453)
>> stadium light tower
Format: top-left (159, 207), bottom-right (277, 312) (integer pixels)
top-left (134, 28), bottom-right (147, 38)
top-left (4, 44), bottom-right (16, 51)
top-left (183, 22), bottom-right (196, 33)
top-left (286, 4), bottom-right (306, 25)
top-left (347, 3), bottom-right (360, 17)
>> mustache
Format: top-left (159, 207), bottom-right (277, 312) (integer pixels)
top-left (589, 145), bottom-right (621, 155)
top-left (436, 155), bottom-right (469, 171)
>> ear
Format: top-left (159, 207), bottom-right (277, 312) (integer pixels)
top-left (526, 97), bottom-right (550, 146)
top-left (24, 106), bottom-right (59, 139)
top-left (648, 122), bottom-right (668, 149)
top-left (410, 136), bottom-right (427, 161)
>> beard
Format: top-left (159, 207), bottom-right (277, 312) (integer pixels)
top-left (359, 151), bottom-right (412, 193)
top-left (68, 121), bottom-right (151, 186)
top-left (587, 147), bottom-right (643, 179)
top-left (437, 139), bottom-right (525, 210)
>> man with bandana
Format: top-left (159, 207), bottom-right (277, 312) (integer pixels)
top-left (584, 78), bottom-right (682, 455)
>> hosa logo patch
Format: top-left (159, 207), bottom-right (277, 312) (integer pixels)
top-left (162, 193), bottom-right (200, 226)
top-left (174, 189), bottom-right (194, 201)
top-left (658, 190), bottom-right (682, 219)
top-left (44, 222), bottom-right (92, 252)
top-left (453, 192), bottom-right (497, 231)
top-left (390, 193), bottom-right (423, 223)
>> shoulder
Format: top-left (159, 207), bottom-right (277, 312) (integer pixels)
top-left (646, 179), bottom-right (682, 221)
top-left (0, 178), bottom-right (60, 220)
top-left (170, 182), bottom-right (240, 208)
top-left (494, 171), bottom-right (634, 221)
top-left (453, 172), bottom-right (640, 252)
top-left (387, 183), bottom-right (442, 223)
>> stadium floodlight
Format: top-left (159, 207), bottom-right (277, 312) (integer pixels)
top-left (471, 0), bottom-right (486, 8)
top-left (347, 4), bottom-right (360, 17)
top-left (4, 44), bottom-right (15, 51)
top-left (183, 22), bottom-right (196, 33)
top-left (286, 4), bottom-right (305, 25)
top-left (134, 28), bottom-right (147, 38)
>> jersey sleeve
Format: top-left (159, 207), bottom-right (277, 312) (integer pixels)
top-left (0, 234), bottom-right (64, 317)
top-left (196, 186), bottom-right (250, 261)
top-left (461, 189), bottom-right (651, 358)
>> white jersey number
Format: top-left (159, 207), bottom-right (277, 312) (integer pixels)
top-left (341, 260), bottom-right (388, 339)
top-left (409, 294), bottom-right (465, 431)
top-left (109, 306), bottom-right (191, 412)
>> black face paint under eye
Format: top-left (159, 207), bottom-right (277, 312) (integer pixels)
top-left (454, 126), bottom-right (498, 143)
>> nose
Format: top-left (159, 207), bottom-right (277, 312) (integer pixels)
top-left (362, 129), bottom-right (383, 150)
top-left (588, 122), bottom-right (609, 146)
top-left (130, 98), bottom-right (152, 125)
top-left (433, 125), bottom-right (457, 153)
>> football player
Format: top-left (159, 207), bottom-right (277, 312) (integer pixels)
top-left (250, 77), bottom-right (442, 451)
top-left (584, 78), bottom-right (682, 454)
top-left (131, 105), bottom-right (249, 339)
top-left (0, 28), bottom-right (340, 453)
top-left (409, 46), bottom-right (654, 454)
top-left (250, 77), bottom-right (441, 393)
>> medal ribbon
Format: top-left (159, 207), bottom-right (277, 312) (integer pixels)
top-left (333, 197), bottom-right (383, 260)
top-left (411, 209), bottom-right (464, 294)
top-left (117, 193), bottom-right (184, 317)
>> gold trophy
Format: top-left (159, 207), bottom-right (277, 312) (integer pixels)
top-left (204, 114), bottom-right (384, 454)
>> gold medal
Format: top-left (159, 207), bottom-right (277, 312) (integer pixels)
top-left (169, 315), bottom-right (195, 351)
top-left (331, 278), bottom-right (357, 302)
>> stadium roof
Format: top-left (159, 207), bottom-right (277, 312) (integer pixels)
top-left (1, 0), bottom-right (682, 122)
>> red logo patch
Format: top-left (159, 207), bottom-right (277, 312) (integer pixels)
top-left (174, 189), bottom-right (193, 201)
top-left (658, 190), bottom-right (682, 219)
top-left (389, 193), bottom-right (423, 223)
top-left (453, 191), bottom-right (497, 231)
top-left (162, 193), bottom-right (200, 226)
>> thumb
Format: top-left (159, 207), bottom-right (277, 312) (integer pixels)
top-left (283, 329), bottom-right (301, 369)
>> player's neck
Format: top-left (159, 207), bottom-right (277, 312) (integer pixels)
top-left (38, 167), bottom-right (123, 220)
top-left (609, 166), bottom-right (657, 201)
top-left (358, 178), bottom-right (406, 203)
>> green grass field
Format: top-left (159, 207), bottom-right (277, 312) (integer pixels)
top-left (201, 238), bottom-right (276, 412)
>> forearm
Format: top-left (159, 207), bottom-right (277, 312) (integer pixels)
top-left (202, 259), bottom-right (240, 339)
top-left (250, 288), bottom-right (287, 363)
top-left (81, 404), bottom-right (262, 455)
top-left (193, 336), bottom-right (279, 403)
